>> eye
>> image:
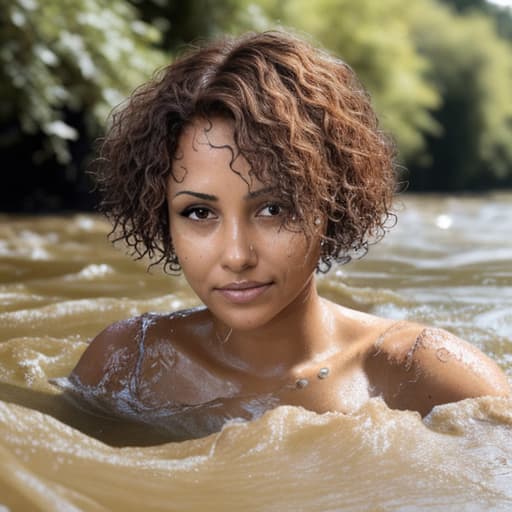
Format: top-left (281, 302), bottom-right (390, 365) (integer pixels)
top-left (258, 203), bottom-right (283, 217)
top-left (181, 207), bottom-right (216, 221)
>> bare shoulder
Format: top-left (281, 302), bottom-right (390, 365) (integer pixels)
top-left (365, 321), bottom-right (511, 416)
top-left (69, 306), bottom-right (208, 390)
top-left (69, 315), bottom-right (142, 388)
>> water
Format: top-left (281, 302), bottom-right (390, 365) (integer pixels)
top-left (1, 194), bottom-right (511, 511)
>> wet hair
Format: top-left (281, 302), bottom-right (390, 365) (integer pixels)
top-left (94, 30), bottom-right (396, 273)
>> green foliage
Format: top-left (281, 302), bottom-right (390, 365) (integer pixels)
top-left (409, 1), bottom-right (512, 186)
top-left (128, 0), bottom-right (259, 48)
top-left (438, 0), bottom-right (488, 12)
top-left (0, 0), bottom-right (165, 163)
top-left (438, 0), bottom-right (512, 51)
top-left (1, 0), bottom-right (512, 195)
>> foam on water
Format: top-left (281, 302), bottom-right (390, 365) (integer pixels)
top-left (1, 398), bottom-right (512, 511)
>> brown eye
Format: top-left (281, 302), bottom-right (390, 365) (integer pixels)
top-left (259, 203), bottom-right (282, 217)
top-left (181, 207), bottom-right (215, 220)
top-left (194, 208), bottom-right (210, 219)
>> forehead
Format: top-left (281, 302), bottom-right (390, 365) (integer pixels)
top-left (171, 116), bottom-right (257, 188)
top-left (179, 116), bottom-right (236, 152)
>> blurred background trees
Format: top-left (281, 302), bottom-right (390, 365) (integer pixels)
top-left (1, 0), bottom-right (165, 210)
top-left (1, 0), bottom-right (512, 211)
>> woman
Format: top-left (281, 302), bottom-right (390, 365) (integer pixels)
top-left (64, 31), bottom-right (510, 439)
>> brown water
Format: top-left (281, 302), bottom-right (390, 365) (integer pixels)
top-left (1, 194), bottom-right (511, 511)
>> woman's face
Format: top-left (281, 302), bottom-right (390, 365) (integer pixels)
top-left (167, 117), bottom-right (321, 331)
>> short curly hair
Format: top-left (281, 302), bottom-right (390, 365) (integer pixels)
top-left (94, 30), bottom-right (397, 273)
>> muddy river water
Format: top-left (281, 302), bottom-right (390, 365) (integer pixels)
top-left (1, 193), bottom-right (511, 511)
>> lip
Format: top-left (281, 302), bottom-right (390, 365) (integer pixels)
top-left (214, 281), bottom-right (273, 304)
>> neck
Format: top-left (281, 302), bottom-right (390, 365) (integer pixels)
top-left (211, 276), bottom-right (336, 378)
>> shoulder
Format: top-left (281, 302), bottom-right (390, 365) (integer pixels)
top-left (69, 307), bottom-right (208, 389)
top-left (69, 315), bottom-right (144, 388)
top-left (366, 321), bottom-right (510, 416)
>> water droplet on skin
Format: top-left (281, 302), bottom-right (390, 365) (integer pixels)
top-left (317, 367), bottom-right (330, 379)
top-left (295, 378), bottom-right (309, 389)
top-left (436, 348), bottom-right (451, 363)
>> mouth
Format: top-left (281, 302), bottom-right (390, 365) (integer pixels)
top-left (214, 281), bottom-right (273, 304)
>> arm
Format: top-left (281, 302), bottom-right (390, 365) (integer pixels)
top-left (368, 324), bottom-right (510, 416)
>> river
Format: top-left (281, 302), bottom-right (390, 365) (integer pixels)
top-left (1, 193), bottom-right (511, 511)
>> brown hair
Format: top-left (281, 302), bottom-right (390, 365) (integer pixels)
top-left (94, 30), bottom-right (396, 273)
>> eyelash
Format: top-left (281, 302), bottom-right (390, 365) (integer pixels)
top-left (180, 206), bottom-right (215, 221)
top-left (179, 202), bottom-right (285, 221)
top-left (258, 202), bottom-right (284, 217)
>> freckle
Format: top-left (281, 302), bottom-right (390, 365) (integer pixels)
top-left (436, 348), bottom-right (451, 363)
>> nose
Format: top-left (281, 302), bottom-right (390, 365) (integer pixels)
top-left (220, 221), bottom-right (257, 273)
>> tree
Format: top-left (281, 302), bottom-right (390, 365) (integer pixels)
top-left (128, 0), bottom-right (258, 49)
top-left (1, 0), bottom-right (167, 163)
top-left (0, 0), bottom-right (168, 210)
top-left (439, 0), bottom-right (512, 44)
top-left (408, 1), bottom-right (512, 189)
top-left (2, 0), bottom-right (511, 209)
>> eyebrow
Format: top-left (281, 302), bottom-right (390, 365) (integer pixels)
top-left (172, 187), bottom-right (276, 201)
top-left (173, 190), bottom-right (217, 201)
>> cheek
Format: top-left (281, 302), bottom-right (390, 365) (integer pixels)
top-left (283, 233), bottom-right (320, 264)
top-left (171, 230), bottom-right (211, 279)
top-left (178, 254), bottom-right (210, 298)
top-left (176, 245), bottom-right (206, 268)
top-left (265, 228), bottom-right (303, 254)
top-left (270, 232), bottom-right (320, 280)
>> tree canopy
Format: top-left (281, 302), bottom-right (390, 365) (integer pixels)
top-left (0, 0), bottom-right (164, 164)
top-left (408, 0), bottom-right (512, 188)
top-left (1, 0), bottom-right (512, 210)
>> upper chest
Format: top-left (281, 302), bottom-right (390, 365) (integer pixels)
top-left (129, 310), bottom-right (399, 413)
top-left (135, 329), bottom-right (376, 416)
top-left (274, 365), bottom-right (374, 414)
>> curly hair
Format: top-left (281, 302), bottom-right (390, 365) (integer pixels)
top-left (94, 30), bottom-right (397, 274)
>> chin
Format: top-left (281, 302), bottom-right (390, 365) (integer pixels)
top-left (208, 305), bottom-right (280, 332)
